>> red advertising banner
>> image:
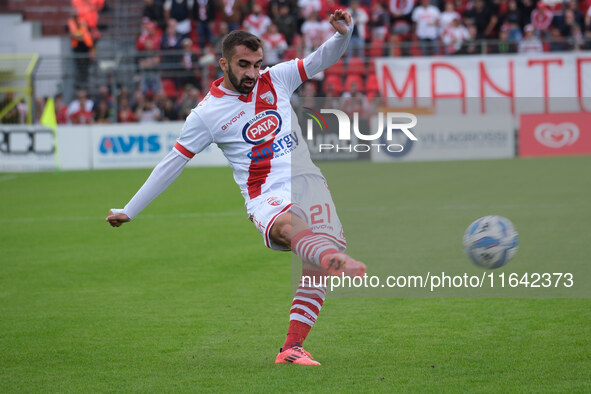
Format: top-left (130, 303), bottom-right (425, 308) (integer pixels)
top-left (519, 113), bottom-right (591, 157)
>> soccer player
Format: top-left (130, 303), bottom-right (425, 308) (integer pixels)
top-left (106, 9), bottom-right (366, 366)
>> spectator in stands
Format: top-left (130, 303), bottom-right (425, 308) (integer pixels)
top-left (412, 0), bottom-right (441, 55)
top-left (390, 0), bottom-right (415, 53)
top-left (530, 1), bottom-right (553, 36)
top-left (369, 1), bottom-right (390, 41)
top-left (548, 26), bottom-right (570, 51)
top-left (299, 0), bottom-right (322, 19)
top-left (301, 11), bottom-right (332, 54)
top-left (54, 93), bottom-right (68, 125)
top-left (193, 0), bottom-right (216, 49)
top-left (93, 99), bottom-right (112, 123)
top-left (559, 9), bottom-right (584, 40)
top-left (0, 92), bottom-right (19, 124)
top-left (462, 0), bottom-right (498, 39)
top-left (564, 0), bottom-right (585, 32)
top-left (346, 1), bottom-right (369, 57)
top-left (461, 23), bottom-right (481, 54)
top-left (490, 24), bottom-right (516, 53)
top-left (178, 85), bottom-right (202, 118)
top-left (389, 0), bottom-right (415, 57)
top-left (262, 24), bottom-right (288, 65)
top-left (67, 89), bottom-right (94, 124)
top-left (137, 18), bottom-right (162, 51)
top-left (440, 1), bottom-right (462, 34)
top-left (163, 0), bottom-right (193, 37)
top-left (179, 38), bottom-right (202, 88)
top-left (68, 11), bottom-right (94, 88)
top-left (211, 21), bottom-right (230, 54)
top-left (137, 95), bottom-right (162, 122)
top-left (160, 19), bottom-right (184, 85)
top-left (93, 85), bottom-right (113, 116)
top-left (218, 0), bottom-right (247, 31)
top-left (518, 23), bottom-right (543, 52)
top-left (499, 0), bottom-right (524, 30)
top-left (390, 0), bottom-right (416, 21)
top-left (71, 0), bottom-right (104, 41)
top-left (160, 97), bottom-right (180, 121)
top-left (143, 0), bottom-right (167, 30)
top-left (273, 3), bottom-right (298, 45)
top-left (570, 24), bottom-right (584, 49)
top-left (442, 16), bottom-right (470, 54)
top-left (270, 0), bottom-right (296, 19)
top-left (559, 12), bottom-right (585, 49)
top-left (138, 31), bottom-right (162, 95)
top-left (585, 2), bottom-right (591, 33)
top-left (499, 0), bottom-right (524, 42)
top-left (117, 94), bottom-right (137, 123)
top-left (244, 2), bottom-right (273, 37)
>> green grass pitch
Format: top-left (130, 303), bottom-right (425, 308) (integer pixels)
top-left (1, 156), bottom-right (590, 392)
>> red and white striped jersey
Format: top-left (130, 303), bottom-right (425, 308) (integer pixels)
top-left (110, 24), bottom-right (352, 221)
top-left (173, 59), bottom-right (322, 203)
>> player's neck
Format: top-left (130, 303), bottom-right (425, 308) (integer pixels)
top-left (220, 79), bottom-right (245, 96)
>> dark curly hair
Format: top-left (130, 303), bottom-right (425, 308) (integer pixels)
top-left (222, 30), bottom-right (264, 60)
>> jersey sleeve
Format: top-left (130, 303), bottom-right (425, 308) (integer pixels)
top-left (268, 59), bottom-right (309, 94)
top-left (112, 150), bottom-right (189, 220)
top-left (174, 109), bottom-right (214, 159)
top-left (268, 19), bottom-right (353, 93)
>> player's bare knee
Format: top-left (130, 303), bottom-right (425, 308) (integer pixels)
top-left (270, 221), bottom-right (292, 248)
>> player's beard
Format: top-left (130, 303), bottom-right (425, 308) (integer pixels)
top-left (227, 64), bottom-right (257, 95)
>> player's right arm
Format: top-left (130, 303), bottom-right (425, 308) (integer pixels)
top-left (106, 110), bottom-right (213, 227)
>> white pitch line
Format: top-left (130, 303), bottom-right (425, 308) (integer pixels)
top-left (0, 174), bottom-right (19, 182)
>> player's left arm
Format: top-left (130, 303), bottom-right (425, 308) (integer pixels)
top-left (269, 10), bottom-right (353, 92)
top-left (302, 10), bottom-right (354, 78)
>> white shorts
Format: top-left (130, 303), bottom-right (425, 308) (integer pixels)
top-left (246, 174), bottom-right (347, 251)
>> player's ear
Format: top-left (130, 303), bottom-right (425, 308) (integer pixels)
top-left (219, 57), bottom-right (228, 72)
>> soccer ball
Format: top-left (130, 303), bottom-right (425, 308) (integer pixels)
top-left (463, 215), bottom-right (519, 269)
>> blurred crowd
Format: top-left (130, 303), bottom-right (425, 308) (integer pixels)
top-left (3, 0), bottom-right (591, 125)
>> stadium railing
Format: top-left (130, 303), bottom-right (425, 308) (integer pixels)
top-left (7, 36), bottom-right (589, 122)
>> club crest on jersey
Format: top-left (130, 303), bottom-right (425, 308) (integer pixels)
top-left (242, 110), bottom-right (282, 145)
top-left (259, 91), bottom-right (275, 105)
top-left (266, 196), bottom-right (283, 206)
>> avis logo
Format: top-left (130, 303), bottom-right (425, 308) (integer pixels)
top-left (242, 110), bottom-right (282, 145)
top-left (99, 135), bottom-right (160, 154)
top-left (534, 123), bottom-right (579, 148)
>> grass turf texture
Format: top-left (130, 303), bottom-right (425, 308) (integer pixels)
top-left (1, 156), bottom-right (590, 392)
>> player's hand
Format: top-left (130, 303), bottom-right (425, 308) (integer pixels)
top-left (106, 210), bottom-right (130, 227)
top-left (329, 9), bottom-right (352, 35)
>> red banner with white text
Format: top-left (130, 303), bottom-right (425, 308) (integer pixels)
top-left (519, 112), bottom-right (591, 157)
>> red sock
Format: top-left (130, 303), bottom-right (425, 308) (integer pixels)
top-left (284, 321), bottom-right (312, 349)
top-left (291, 229), bottom-right (339, 267)
top-left (283, 270), bottom-right (327, 349)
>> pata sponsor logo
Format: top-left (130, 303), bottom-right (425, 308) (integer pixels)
top-left (242, 110), bottom-right (282, 145)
